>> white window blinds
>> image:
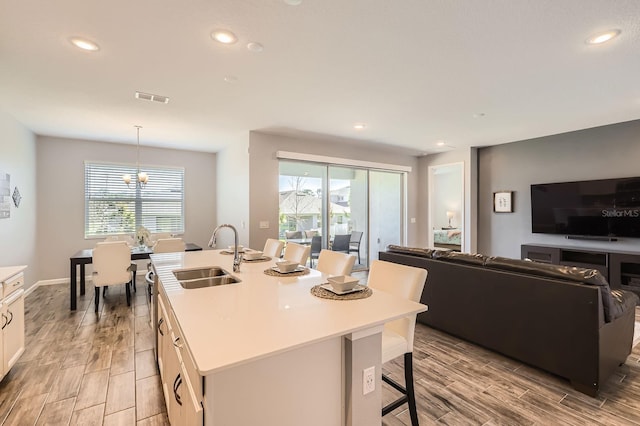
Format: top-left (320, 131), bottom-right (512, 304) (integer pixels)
top-left (84, 162), bottom-right (185, 238)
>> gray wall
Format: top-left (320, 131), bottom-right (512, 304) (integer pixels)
top-left (36, 136), bottom-right (216, 281)
top-left (0, 111), bottom-right (38, 289)
top-left (215, 138), bottom-right (250, 248)
top-left (248, 131), bottom-right (420, 251)
top-left (478, 119), bottom-right (640, 258)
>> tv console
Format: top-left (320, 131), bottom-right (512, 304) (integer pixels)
top-left (521, 244), bottom-right (640, 296)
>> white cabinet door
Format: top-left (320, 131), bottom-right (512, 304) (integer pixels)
top-left (0, 302), bottom-right (4, 379)
top-left (165, 331), bottom-right (183, 424)
top-left (157, 295), bottom-right (170, 382)
top-left (3, 289), bottom-right (24, 373)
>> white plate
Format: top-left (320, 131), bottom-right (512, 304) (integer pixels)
top-left (271, 266), bottom-right (306, 274)
top-left (244, 256), bottom-right (269, 262)
top-left (320, 283), bottom-right (366, 295)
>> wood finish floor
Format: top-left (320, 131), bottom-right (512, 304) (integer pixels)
top-left (2, 278), bottom-right (640, 425)
top-left (382, 309), bottom-right (640, 425)
top-left (0, 280), bottom-right (168, 425)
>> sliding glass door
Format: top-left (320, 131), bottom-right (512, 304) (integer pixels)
top-left (279, 160), bottom-right (404, 269)
top-left (329, 166), bottom-right (368, 267)
top-left (369, 171), bottom-right (403, 263)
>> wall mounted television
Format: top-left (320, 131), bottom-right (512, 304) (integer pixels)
top-left (531, 176), bottom-right (640, 238)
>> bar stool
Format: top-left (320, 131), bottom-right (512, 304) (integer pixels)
top-left (315, 249), bottom-right (356, 276)
top-left (367, 260), bottom-right (428, 426)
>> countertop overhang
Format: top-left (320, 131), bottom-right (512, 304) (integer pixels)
top-left (151, 250), bottom-right (426, 376)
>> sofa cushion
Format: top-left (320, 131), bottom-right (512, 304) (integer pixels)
top-left (485, 256), bottom-right (617, 322)
top-left (386, 245), bottom-right (435, 258)
top-left (432, 251), bottom-right (487, 266)
top-left (611, 290), bottom-right (639, 320)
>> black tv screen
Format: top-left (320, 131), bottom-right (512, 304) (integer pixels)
top-left (531, 176), bottom-right (640, 238)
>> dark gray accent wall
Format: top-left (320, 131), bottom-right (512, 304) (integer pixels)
top-left (478, 119), bottom-right (640, 258)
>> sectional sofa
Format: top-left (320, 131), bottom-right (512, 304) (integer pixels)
top-left (379, 245), bottom-right (639, 396)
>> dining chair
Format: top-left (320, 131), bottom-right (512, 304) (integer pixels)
top-left (145, 238), bottom-right (186, 301)
top-left (283, 242), bottom-right (311, 266)
top-left (309, 236), bottom-right (322, 267)
top-left (331, 234), bottom-right (350, 253)
top-left (153, 237), bottom-right (186, 253)
top-left (103, 235), bottom-right (138, 291)
top-left (263, 238), bottom-right (285, 258)
top-left (348, 231), bottom-right (363, 264)
top-left (92, 241), bottom-right (134, 313)
top-left (367, 260), bottom-right (428, 426)
top-left (315, 249), bottom-right (356, 276)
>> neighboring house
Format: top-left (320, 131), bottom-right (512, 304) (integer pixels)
top-left (279, 190), bottom-right (349, 236)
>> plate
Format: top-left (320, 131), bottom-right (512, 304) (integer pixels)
top-left (320, 283), bottom-right (366, 295)
top-left (244, 256), bottom-right (269, 262)
top-left (271, 266), bottom-right (306, 274)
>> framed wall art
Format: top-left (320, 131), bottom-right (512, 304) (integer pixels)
top-left (493, 191), bottom-right (513, 213)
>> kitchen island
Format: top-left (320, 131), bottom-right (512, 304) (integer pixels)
top-left (151, 250), bottom-right (426, 426)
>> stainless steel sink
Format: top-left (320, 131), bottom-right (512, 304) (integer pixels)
top-left (173, 267), bottom-right (240, 289)
top-left (173, 267), bottom-right (227, 281)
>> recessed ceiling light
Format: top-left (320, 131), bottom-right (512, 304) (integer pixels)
top-left (69, 37), bottom-right (100, 51)
top-left (586, 29), bottom-right (621, 45)
top-left (436, 141), bottom-right (446, 146)
top-left (247, 42), bottom-right (264, 52)
top-left (353, 123), bottom-right (366, 130)
top-left (223, 75), bottom-right (238, 83)
top-left (284, 0), bottom-right (303, 5)
top-left (211, 30), bottom-right (238, 44)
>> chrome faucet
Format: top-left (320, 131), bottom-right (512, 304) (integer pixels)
top-left (208, 224), bottom-right (242, 272)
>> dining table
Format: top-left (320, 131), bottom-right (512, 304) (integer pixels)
top-left (69, 242), bottom-right (202, 310)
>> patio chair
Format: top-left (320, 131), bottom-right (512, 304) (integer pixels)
top-left (348, 231), bottom-right (363, 264)
top-left (309, 236), bottom-right (322, 267)
top-left (331, 234), bottom-right (350, 254)
top-left (285, 230), bottom-right (303, 240)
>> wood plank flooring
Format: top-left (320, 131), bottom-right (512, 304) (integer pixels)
top-left (382, 309), bottom-right (640, 425)
top-left (0, 280), bottom-right (168, 425)
top-left (2, 277), bottom-right (640, 425)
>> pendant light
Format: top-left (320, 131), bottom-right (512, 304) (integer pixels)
top-left (123, 125), bottom-right (149, 188)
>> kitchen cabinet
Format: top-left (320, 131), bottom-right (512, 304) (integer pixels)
top-left (0, 266), bottom-right (26, 381)
top-left (156, 285), bottom-right (203, 425)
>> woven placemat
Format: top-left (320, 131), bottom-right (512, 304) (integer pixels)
top-left (243, 256), bottom-right (272, 263)
top-left (264, 267), bottom-right (310, 277)
top-left (310, 284), bottom-right (372, 300)
top-left (220, 250), bottom-right (245, 255)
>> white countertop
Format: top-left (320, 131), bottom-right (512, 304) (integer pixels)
top-left (151, 250), bottom-right (426, 376)
top-left (0, 265), bottom-right (27, 283)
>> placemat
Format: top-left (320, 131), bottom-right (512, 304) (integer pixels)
top-left (310, 284), bottom-right (372, 300)
top-left (220, 250), bottom-right (245, 255)
top-left (264, 267), bottom-right (310, 277)
top-left (243, 256), bottom-right (272, 263)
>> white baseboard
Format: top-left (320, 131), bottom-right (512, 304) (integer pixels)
top-left (27, 276), bottom-right (93, 296)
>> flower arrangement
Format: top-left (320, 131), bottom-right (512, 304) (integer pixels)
top-left (136, 226), bottom-right (152, 247)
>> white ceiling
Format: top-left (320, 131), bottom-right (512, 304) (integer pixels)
top-left (1, 0), bottom-right (639, 154)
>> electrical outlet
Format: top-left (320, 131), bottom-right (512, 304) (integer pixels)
top-left (363, 366), bottom-right (375, 395)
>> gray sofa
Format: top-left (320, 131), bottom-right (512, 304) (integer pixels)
top-left (379, 245), bottom-right (639, 396)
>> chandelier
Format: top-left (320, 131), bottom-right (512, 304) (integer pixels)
top-left (122, 125), bottom-right (149, 188)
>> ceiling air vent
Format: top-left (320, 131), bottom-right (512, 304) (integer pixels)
top-left (135, 91), bottom-right (169, 104)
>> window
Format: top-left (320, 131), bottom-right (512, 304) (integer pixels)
top-left (84, 161), bottom-right (184, 238)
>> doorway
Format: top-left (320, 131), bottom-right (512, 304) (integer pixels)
top-left (428, 162), bottom-right (464, 251)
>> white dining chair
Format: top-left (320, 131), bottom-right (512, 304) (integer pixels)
top-left (263, 238), bottom-right (285, 258)
top-left (103, 235), bottom-right (138, 291)
top-left (92, 241), bottom-right (134, 313)
top-left (145, 238), bottom-right (186, 300)
top-left (315, 249), bottom-right (356, 276)
top-left (283, 242), bottom-right (311, 266)
top-left (367, 260), bottom-right (428, 426)
top-left (153, 237), bottom-right (186, 254)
